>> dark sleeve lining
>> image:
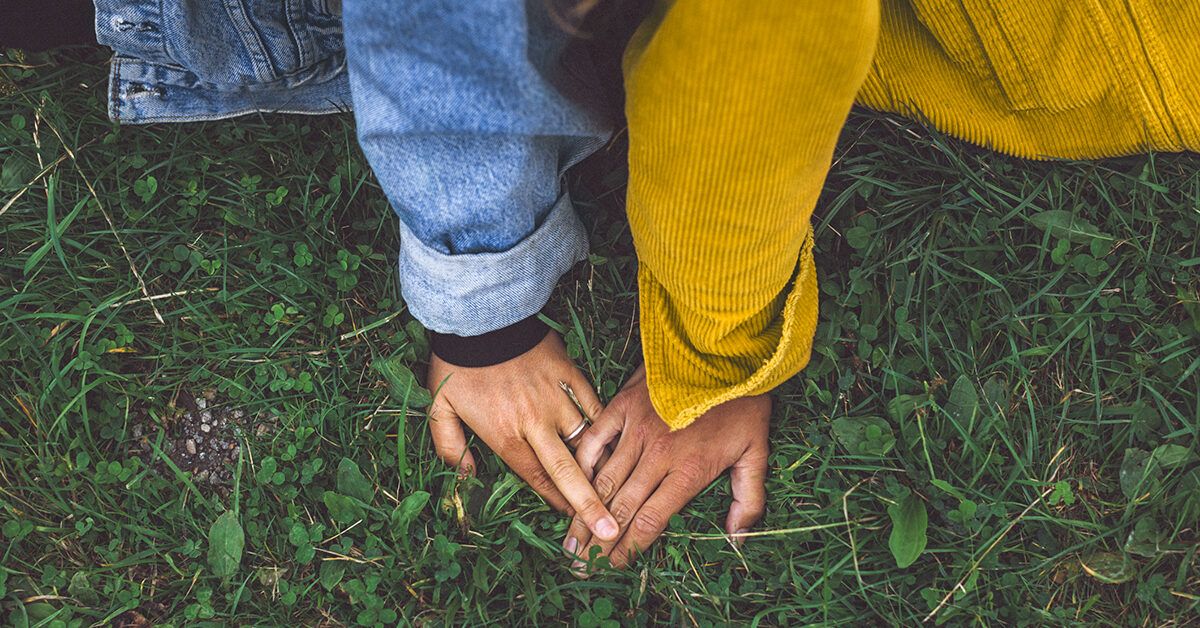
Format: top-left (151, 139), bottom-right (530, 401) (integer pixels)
top-left (429, 314), bottom-right (551, 367)
top-left (0, 0), bottom-right (97, 51)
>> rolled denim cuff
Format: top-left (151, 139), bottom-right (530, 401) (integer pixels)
top-left (398, 192), bottom-right (588, 336)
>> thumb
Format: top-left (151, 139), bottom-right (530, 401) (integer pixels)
top-left (725, 446), bottom-right (768, 542)
top-left (428, 404), bottom-right (477, 477)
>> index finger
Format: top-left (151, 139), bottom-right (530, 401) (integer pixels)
top-left (609, 470), bottom-right (705, 568)
top-left (528, 424), bottom-right (620, 542)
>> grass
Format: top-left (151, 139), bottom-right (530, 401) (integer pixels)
top-left (2, 47), bottom-right (1199, 626)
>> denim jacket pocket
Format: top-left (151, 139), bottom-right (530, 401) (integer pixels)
top-left (153, 0), bottom-right (344, 86)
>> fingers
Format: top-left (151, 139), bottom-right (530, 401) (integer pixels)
top-left (565, 368), bottom-right (606, 421)
top-left (559, 372), bottom-right (604, 452)
top-left (559, 410), bottom-right (591, 450)
top-left (589, 431), bottom-right (642, 505)
top-left (428, 405), bottom-right (476, 476)
top-left (575, 453), bottom-right (667, 569)
top-left (609, 469), bottom-right (705, 568)
top-left (502, 439), bottom-right (571, 512)
top-left (563, 517), bottom-right (592, 575)
top-left (574, 407), bottom-right (623, 481)
top-left (528, 426), bottom-right (620, 542)
top-left (725, 445), bottom-right (768, 540)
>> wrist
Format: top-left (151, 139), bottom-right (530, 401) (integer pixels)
top-left (429, 314), bottom-right (551, 367)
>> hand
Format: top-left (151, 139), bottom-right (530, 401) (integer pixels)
top-left (426, 331), bottom-right (620, 542)
top-left (563, 365), bottom-right (770, 571)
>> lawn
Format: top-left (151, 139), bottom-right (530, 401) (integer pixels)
top-left (2, 48), bottom-right (1199, 626)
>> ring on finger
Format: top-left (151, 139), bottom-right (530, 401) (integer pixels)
top-left (563, 417), bottom-right (590, 443)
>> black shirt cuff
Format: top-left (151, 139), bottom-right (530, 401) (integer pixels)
top-left (1, 0), bottom-right (97, 51)
top-left (429, 314), bottom-right (551, 367)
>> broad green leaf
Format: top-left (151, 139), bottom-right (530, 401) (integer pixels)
top-left (887, 493), bottom-right (928, 568)
top-left (68, 572), bottom-right (100, 606)
top-left (887, 394), bottom-right (924, 422)
top-left (1124, 518), bottom-right (1161, 558)
top-left (319, 560), bottom-right (346, 591)
top-left (287, 522), bottom-right (308, 547)
top-left (831, 417), bottom-right (895, 456)
top-left (1151, 444), bottom-right (1196, 469)
top-left (1028, 210), bottom-right (1112, 243)
top-left (323, 491), bottom-right (365, 524)
top-left (373, 357), bottom-right (432, 408)
top-left (390, 490), bottom-right (431, 538)
top-left (943, 375), bottom-right (979, 424)
top-left (1080, 551), bottom-right (1135, 584)
top-left (980, 376), bottom-right (1009, 415)
top-left (1119, 448), bottom-right (1156, 500)
top-left (336, 457), bottom-right (374, 504)
top-left (592, 597), bottom-right (615, 620)
top-left (0, 155), bottom-right (33, 192)
top-left (207, 510), bottom-right (245, 578)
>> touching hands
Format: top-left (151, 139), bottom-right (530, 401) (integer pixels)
top-left (426, 331), bottom-right (621, 543)
top-left (563, 365), bottom-right (771, 571)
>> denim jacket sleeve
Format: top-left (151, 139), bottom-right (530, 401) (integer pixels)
top-left (342, 0), bottom-right (612, 336)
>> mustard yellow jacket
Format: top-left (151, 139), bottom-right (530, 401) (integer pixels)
top-left (625, 1), bottom-right (1200, 429)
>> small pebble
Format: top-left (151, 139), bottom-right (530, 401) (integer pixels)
top-left (185, 439), bottom-right (197, 455)
top-left (196, 398), bottom-right (207, 410)
top-left (200, 410), bottom-right (212, 423)
top-left (201, 423), bottom-right (211, 433)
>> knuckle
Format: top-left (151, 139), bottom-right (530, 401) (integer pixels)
top-left (610, 500), bottom-right (635, 524)
top-left (547, 456), bottom-right (579, 480)
top-left (676, 459), bottom-right (709, 485)
top-left (645, 437), bottom-right (672, 460)
top-left (577, 498), bottom-right (607, 520)
top-left (593, 474), bottom-right (617, 502)
top-left (632, 508), bottom-right (665, 536)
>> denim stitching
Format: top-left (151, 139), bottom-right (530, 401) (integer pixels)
top-left (221, 0), bottom-right (276, 82)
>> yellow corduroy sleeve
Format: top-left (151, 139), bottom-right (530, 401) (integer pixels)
top-left (623, 2), bottom-right (880, 430)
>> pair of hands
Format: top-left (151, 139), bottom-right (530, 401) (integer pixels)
top-left (426, 331), bottom-right (770, 571)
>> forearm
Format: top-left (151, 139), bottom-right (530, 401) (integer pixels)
top-left (342, 0), bottom-right (611, 337)
top-left (624, 1), bottom-right (880, 428)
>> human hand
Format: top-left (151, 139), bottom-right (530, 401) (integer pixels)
top-left (563, 365), bottom-right (770, 571)
top-left (426, 331), bottom-right (621, 542)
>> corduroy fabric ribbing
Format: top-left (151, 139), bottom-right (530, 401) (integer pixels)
top-left (626, 0), bottom-right (1200, 430)
top-left (623, 2), bottom-right (880, 430)
top-left (857, 0), bottom-right (1200, 158)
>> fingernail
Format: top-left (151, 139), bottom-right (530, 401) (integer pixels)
top-left (570, 559), bottom-right (589, 578)
top-left (595, 517), bottom-right (618, 540)
top-left (733, 528), bottom-right (749, 546)
top-left (563, 537), bottom-right (578, 556)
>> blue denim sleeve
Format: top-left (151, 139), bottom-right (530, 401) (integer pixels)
top-left (342, 0), bottom-right (611, 336)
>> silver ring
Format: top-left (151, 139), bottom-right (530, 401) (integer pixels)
top-left (563, 417), bottom-right (590, 442)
